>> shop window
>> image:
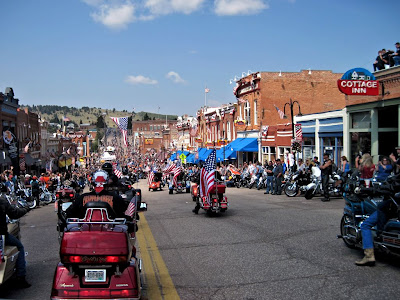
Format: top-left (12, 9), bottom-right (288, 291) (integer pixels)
top-left (378, 106), bottom-right (398, 128)
top-left (351, 112), bottom-right (371, 129)
top-left (350, 132), bottom-right (371, 166)
top-left (227, 122), bottom-right (231, 140)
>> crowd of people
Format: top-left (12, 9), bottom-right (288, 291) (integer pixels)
top-left (373, 42), bottom-right (400, 71)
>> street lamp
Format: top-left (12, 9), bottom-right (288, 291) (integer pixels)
top-left (283, 98), bottom-right (302, 139)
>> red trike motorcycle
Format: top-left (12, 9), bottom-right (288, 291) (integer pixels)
top-left (51, 202), bottom-right (142, 300)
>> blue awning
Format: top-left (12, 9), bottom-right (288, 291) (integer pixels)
top-left (186, 153), bottom-right (195, 163)
top-left (232, 138), bottom-right (258, 152)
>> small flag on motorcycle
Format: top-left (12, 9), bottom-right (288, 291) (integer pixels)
top-left (125, 197), bottom-right (136, 218)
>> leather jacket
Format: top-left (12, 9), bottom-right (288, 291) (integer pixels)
top-left (0, 195), bottom-right (28, 235)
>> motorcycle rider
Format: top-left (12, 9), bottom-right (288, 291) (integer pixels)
top-left (65, 170), bottom-right (130, 220)
top-left (355, 174), bottom-right (400, 266)
top-left (0, 183), bottom-right (31, 288)
top-left (319, 153), bottom-right (333, 202)
top-left (102, 162), bottom-right (119, 189)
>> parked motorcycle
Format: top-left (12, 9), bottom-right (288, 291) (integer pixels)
top-left (284, 170), bottom-right (311, 197)
top-left (338, 172), bottom-right (400, 259)
top-left (248, 173), bottom-right (258, 189)
top-left (190, 173), bottom-right (200, 202)
top-left (304, 167), bottom-right (342, 200)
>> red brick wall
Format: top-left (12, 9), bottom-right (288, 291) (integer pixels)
top-left (257, 70), bottom-right (346, 128)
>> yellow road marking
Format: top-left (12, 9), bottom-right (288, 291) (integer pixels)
top-left (137, 212), bottom-right (180, 300)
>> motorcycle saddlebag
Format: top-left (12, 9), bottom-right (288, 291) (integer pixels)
top-left (209, 184), bottom-right (226, 194)
top-left (60, 230), bottom-right (129, 260)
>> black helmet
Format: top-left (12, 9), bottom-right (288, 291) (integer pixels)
top-left (102, 162), bottom-right (113, 176)
top-left (122, 166), bottom-right (129, 175)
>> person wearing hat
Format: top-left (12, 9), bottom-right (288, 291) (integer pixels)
top-left (389, 42), bottom-right (400, 66)
top-left (30, 176), bottom-right (40, 201)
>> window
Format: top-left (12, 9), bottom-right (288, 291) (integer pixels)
top-left (245, 101), bottom-right (251, 125)
top-left (150, 125), bottom-right (153, 131)
top-left (227, 122), bottom-right (231, 140)
top-left (254, 100), bottom-right (258, 125)
top-left (351, 112), bottom-right (371, 129)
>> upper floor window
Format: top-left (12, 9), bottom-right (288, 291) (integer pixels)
top-left (254, 100), bottom-right (258, 125)
top-left (245, 101), bottom-right (251, 125)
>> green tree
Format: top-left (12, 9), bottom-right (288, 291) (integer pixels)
top-left (143, 113), bottom-right (150, 121)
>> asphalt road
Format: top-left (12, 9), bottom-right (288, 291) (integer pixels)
top-left (2, 181), bottom-right (400, 300)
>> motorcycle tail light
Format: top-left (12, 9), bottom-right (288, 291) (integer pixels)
top-left (63, 255), bottom-right (82, 263)
top-left (111, 289), bottom-right (137, 297)
top-left (80, 290), bottom-right (110, 298)
top-left (128, 185), bottom-right (131, 189)
top-left (136, 192), bottom-right (140, 196)
top-left (69, 194), bottom-right (74, 198)
top-left (56, 193), bottom-right (60, 198)
top-left (105, 255), bottom-right (127, 263)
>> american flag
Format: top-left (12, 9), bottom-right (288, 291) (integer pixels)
top-left (295, 124), bottom-right (303, 141)
top-left (113, 164), bottom-right (123, 178)
top-left (148, 170), bottom-right (155, 185)
top-left (199, 149), bottom-right (216, 202)
top-left (172, 164), bottom-right (182, 187)
top-left (124, 197), bottom-right (136, 218)
top-left (274, 105), bottom-right (285, 119)
top-left (111, 116), bottom-right (129, 147)
top-left (163, 163), bottom-right (175, 174)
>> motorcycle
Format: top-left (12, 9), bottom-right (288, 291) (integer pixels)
top-left (190, 173), bottom-right (200, 202)
top-left (248, 173), bottom-right (258, 189)
top-left (284, 170), bottom-right (311, 197)
top-left (148, 172), bottom-right (162, 191)
top-left (239, 171), bottom-right (251, 188)
top-left (304, 167), bottom-right (342, 200)
top-left (198, 180), bottom-right (228, 214)
top-left (0, 207), bottom-right (23, 286)
top-left (229, 169), bottom-right (242, 188)
top-left (168, 172), bottom-right (185, 194)
top-left (51, 202), bottom-right (142, 300)
top-left (338, 172), bottom-right (400, 259)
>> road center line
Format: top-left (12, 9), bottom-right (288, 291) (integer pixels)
top-left (137, 212), bottom-right (180, 300)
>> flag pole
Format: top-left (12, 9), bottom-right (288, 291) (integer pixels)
top-left (204, 85), bottom-right (207, 107)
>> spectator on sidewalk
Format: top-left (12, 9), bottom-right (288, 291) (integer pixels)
top-left (272, 159), bottom-right (283, 195)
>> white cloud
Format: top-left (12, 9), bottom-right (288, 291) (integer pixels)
top-left (144, 0), bottom-right (205, 15)
top-left (214, 0), bottom-right (268, 16)
top-left (125, 75), bottom-right (158, 85)
top-left (89, 2), bottom-right (136, 29)
top-left (166, 71), bottom-right (185, 83)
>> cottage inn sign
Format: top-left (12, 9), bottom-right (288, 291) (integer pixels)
top-left (337, 68), bottom-right (379, 96)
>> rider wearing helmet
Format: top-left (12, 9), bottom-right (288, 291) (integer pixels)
top-left (102, 162), bottom-right (119, 188)
top-left (65, 170), bottom-right (129, 220)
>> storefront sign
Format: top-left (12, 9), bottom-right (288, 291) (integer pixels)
top-left (144, 139), bottom-right (153, 145)
top-left (195, 138), bottom-right (202, 143)
top-left (234, 120), bottom-right (245, 127)
top-left (218, 139), bottom-right (227, 146)
top-left (337, 68), bottom-right (379, 96)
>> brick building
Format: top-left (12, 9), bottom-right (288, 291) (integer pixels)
top-left (233, 70), bottom-right (346, 164)
top-left (131, 119), bottom-right (177, 154)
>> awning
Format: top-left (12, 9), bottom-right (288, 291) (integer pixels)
top-left (24, 153), bottom-right (35, 166)
top-left (199, 149), bottom-right (213, 162)
top-left (186, 153), bottom-right (195, 163)
top-left (232, 138), bottom-right (258, 152)
top-left (0, 155), bottom-right (12, 166)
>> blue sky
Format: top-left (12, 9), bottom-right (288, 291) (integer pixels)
top-left (0, 0), bottom-right (398, 117)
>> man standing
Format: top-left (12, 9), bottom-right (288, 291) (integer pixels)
top-left (319, 153), bottom-right (333, 202)
top-left (272, 159), bottom-right (283, 195)
top-left (264, 161), bottom-right (274, 194)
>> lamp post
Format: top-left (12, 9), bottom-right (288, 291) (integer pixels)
top-left (283, 98), bottom-right (302, 139)
top-left (282, 99), bottom-right (302, 168)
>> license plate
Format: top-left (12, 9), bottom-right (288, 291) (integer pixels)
top-left (85, 269), bottom-right (106, 282)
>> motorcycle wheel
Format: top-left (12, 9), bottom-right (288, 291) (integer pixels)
top-left (40, 193), bottom-right (53, 205)
top-left (304, 189), bottom-right (315, 200)
top-left (340, 215), bottom-right (357, 249)
top-left (27, 198), bottom-right (37, 209)
top-left (284, 183), bottom-right (299, 197)
top-left (235, 182), bottom-right (241, 188)
top-left (248, 182), bottom-right (254, 189)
